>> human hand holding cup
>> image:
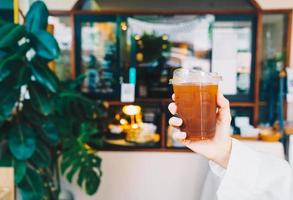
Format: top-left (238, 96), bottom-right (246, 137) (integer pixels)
top-left (169, 68), bottom-right (232, 168)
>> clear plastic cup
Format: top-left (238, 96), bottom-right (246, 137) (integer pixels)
top-left (170, 68), bottom-right (222, 140)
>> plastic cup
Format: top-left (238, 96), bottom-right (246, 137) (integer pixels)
top-left (170, 68), bottom-right (221, 140)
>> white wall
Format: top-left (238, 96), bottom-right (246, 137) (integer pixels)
top-left (61, 152), bottom-right (209, 200)
top-left (256, 0), bottom-right (293, 10)
top-left (60, 140), bottom-right (285, 200)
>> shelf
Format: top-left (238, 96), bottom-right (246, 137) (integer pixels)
top-left (231, 135), bottom-right (259, 141)
top-left (96, 147), bottom-right (192, 152)
top-left (105, 99), bottom-right (255, 107)
top-left (230, 102), bottom-right (255, 107)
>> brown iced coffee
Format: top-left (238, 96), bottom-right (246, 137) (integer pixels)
top-left (170, 68), bottom-right (221, 140)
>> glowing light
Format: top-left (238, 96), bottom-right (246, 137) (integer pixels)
top-left (162, 34), bottom-right (168, 41)
top-left (121, 22), bottom-right (128, 31)
top-left (136, 53), bottom-right (143, 62)
top-left (131, 124), bottom-right (139, 129)
top-left (134, 34), bottom-right (141, 40)
top-left (115, 114), bottom-right (120, 120)
top-left (122, 105), bottom-right (141, 116)
top-left (120, 118), bottom-right (128, 125)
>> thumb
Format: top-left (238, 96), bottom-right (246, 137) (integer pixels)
top-left (217, 90), bottom-right (231, 123)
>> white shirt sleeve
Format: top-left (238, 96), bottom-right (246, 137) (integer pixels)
top-left (209, 139), bottom-right (293, 200)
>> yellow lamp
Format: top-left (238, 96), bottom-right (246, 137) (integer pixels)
top-left (122, 105), bottom-right (141, 116)
top-left (121, 105), bottom-right (143, 142)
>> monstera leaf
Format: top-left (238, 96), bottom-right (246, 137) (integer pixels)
top-left (19, 168), bottom-right (45, 200)
top-left (25, 1), bottom-right (49, 32)
top-left (8, 124), bottom-right (36, 160)
top-left (30, 30), bottom-right (60, 60)
top-left (30, 59), bottom-right (59, 93)
top-left (61, 140), bottom-right (102, 195)
top-left (0, 153), bottom-right (27, 184)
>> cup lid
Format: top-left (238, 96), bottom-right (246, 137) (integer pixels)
top-left (169, 67), bottom-right (222, 85)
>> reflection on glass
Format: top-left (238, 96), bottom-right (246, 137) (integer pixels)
top-left (259, 14), bottom-right (287, 124)
top-left (212, 21), bottom-right (253, 95)
top-left (127, 15), bottom-right (214, 98)
top-left (48, 16), bottom-right (72, 81)
top-left (81, 22), bottom-right (117, 94)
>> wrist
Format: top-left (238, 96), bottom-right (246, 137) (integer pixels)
top-left (210, 136), bottom-right (232, 169)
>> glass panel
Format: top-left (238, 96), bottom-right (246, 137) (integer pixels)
top-left (48, 16), bottom-right (72, 81)
top-left (127, 15), bottom-right (214, 98)
top-left (123, 15), bottom-right (255, 99)
top-left (102, 103), bottom-right (161, 148)
top-left (259, 14), bottom-right (288, 125)
top-left (80, 21), bottom-right (118, 95)
top-left (230, 107), bottom-right (253, 135)
top-left (212, 20), bottom-right (253, 97)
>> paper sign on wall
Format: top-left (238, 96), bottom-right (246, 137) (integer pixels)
top-left (212, 28), bottom-right (238, 95)
top-left (121, 83), bottom-right (135, 102)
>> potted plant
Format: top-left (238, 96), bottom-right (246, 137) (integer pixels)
top-left (0, 1), bottom-right (105, 199)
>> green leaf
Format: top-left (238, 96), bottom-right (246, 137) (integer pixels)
top-left (41, 121), bottom-right (59, 144)
top-left (0, 54), bottom-right (23, 81)
top-left (30, 143), bottom-right (51, 168)
top-left (19, 168), bottom-right (44, 200)
top-left (15, 65), bottom-right (31, 88)
top-left (0, 153), bottom-right (27, 184)
top-left (85, 170), bottom-right (100, 195)
top-left (0, 23), bottom-right (26, 49)
top-left (51, 115), bottom-right (74, 137)
top-left (28, 82), bottom-right (53, 115)
top-left (8, 124), bottom-right (36, 160)
top-left (25, 1), bottom-right (49, 32)
top-left (63, 74), bottom-right (86, 90)
top-left (30, 59), bottom-right (59, 93)
top-left (30, 30), bottom-right (60, 60)
top-left (22, 100), bottom-right (46, 126)
top-left (66, 158), bottom-right (81, 182)
top-left (78, 122), bottom-right (98, 144)
top-left (77, 166), bottom-right (85, 187)
top-left (0, 23), bottom-right (15, 38)
top-left (61, 141), bottom-right (102, 195)
top-left (0, 86), bottom-right (19, 121)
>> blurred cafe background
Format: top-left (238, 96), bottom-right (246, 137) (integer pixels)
top-left (0, 0), bottom-right (293, 200)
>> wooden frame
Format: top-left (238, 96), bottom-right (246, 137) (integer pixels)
top-left (285, 10), bottom-right (293, 68)
top-left (48, 1), bottom-right (293, 151)
top-left (253, 11), bottom-right (263, 126)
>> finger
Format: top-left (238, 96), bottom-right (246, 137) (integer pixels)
top-left (172, 93), bottom-right (175, 101)
top-left (169, 117), bottom-right (183, 127)
top-left (168, 102), bottom-right (177, 115)
top-left (217, 90), bottom-right (230, 110)
top-left (216, 89), bottom-right (231, 122)
top-left (173, 131), bottom-right (187, 140)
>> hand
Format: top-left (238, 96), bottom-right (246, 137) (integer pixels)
top-left (168, 90), bottom-right (232, 168)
